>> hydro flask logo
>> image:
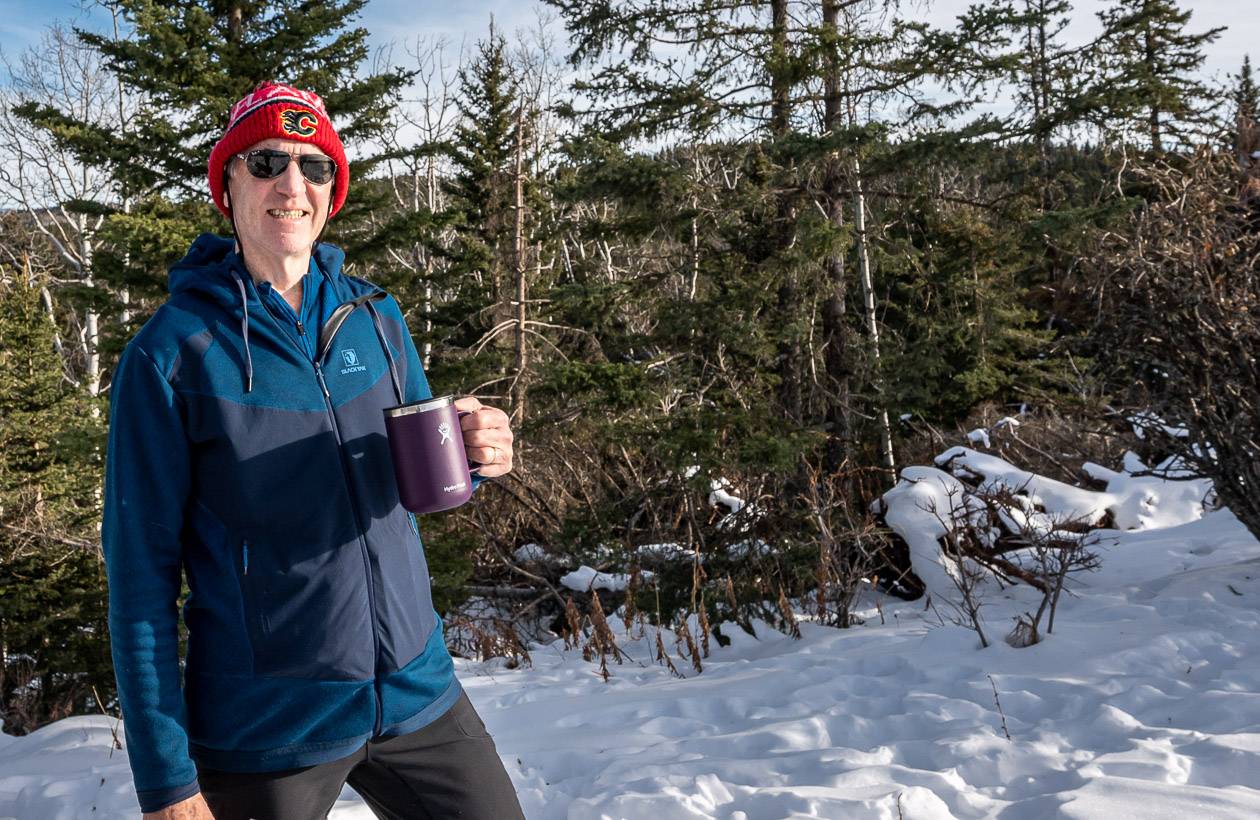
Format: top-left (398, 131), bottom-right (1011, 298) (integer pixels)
top-left (438, 422), bottom-right (454, 445)
top-left (339, 348), bottom-right (367, 375)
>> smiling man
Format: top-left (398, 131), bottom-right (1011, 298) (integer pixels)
top-left (101, 83), bottom-right (524, 820)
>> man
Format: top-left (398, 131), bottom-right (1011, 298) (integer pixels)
top-left (102, 82), bottom-right (525, 820)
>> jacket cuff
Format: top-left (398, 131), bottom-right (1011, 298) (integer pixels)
top-left (137, 777), bottom-right (200, 814)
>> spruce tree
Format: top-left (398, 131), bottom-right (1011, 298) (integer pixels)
top-left (1234, 56), bottom-right (1257, 126)
top-left (544, 1), bottom-right (1024, 466)
top-left (1232, 55), bottom-right (1260, 165)
top-left (446, 25), bottom-right (521, 302)
top-left (0, 264), bottom-right (110, 734)
top-left (1003, 0), bottom-right (1113, 153)
top-left (430, 24), bottom-right (547, 395)
top-left (1094, 0), bottom-right (1223, 152)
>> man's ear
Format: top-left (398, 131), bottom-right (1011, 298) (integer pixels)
top-left (221, 164), bottom-right (233, 211)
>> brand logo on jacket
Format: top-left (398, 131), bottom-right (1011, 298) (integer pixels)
top-left (339, 348), bottom-right (367, 375)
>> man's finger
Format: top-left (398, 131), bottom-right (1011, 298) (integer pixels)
top-left (460, 406), bottom-right (510, 431)
top-left (453, 395), bottom-right (483, 415)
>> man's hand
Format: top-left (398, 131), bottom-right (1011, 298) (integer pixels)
top-left (453, 396), bottom-right (514, 478)
top-left (142, 792), bottom-right (214, 820)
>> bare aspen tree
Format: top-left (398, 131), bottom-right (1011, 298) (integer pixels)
top-left (504, 12), bottom-right (567, 427)
top-left (372, 36), bottom-right (463, 369)
top-left (836, 1), bottom-right (895, 475)
top-left (511, 98), bottom-right (530, 423)
top-left (0, 24), bottom-right (135, 396)
top-left (109, 5), bottom-right (135, 326)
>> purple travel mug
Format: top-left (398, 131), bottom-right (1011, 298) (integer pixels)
top-left (384, 395), bottom-right (476, 514)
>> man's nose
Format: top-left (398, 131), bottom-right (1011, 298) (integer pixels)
top-left (274, 157), bottom-right (306, 197)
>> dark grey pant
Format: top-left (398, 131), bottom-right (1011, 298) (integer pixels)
top-left (196, 691), bottom-right (525, 820)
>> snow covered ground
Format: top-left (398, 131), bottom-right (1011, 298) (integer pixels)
top-left (4, 465), bottom-right (1260, 818)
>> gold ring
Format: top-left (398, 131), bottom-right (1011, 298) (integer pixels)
top-left (491, 445), bottom-right (500, 464)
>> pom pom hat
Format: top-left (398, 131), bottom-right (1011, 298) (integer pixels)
top-left (208, 82), bottom-right (349, 219)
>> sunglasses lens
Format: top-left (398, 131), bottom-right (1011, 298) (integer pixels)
top-left (299, 157), bottom-right (336, 185)
top-left (241, 150), bottom-right (335, 184)
top-left (244, 150), bottom-right (289, 179)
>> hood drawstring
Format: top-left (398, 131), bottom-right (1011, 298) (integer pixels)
top-left (226, 171), bottom-right (255, 394)
top-left (223, 248), bottom-right (395, 403)
top-left (232, 273), bottom-right (255, 393)
top-left (365, 301), bottom-right (404, 406)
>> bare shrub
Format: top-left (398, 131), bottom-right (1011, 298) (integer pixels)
top-left (1082, 150), bottom-right (1260, 540)
top-left (803, 462), bottom-right (883, 628)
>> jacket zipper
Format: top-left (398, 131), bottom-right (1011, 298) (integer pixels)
top-left (242, 540), bottom-right (249, 575)
top-left (256, 288), bottom-right (386, 735)
top-left (313, 362), bottom-right (385, 735)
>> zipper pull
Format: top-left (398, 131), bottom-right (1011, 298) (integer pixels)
top-left (243, 542), bottom-right (250, 575)
top-left (297, 321), bottom-right (306, 337)
top-left (314, 363), bottom-right (330, 398)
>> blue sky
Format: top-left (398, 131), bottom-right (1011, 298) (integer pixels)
top-left (0, 0), bottom-right (539, 59)
top-left (0, 0), bottom-right (1254, 91)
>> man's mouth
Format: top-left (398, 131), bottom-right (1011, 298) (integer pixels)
top-left (267, 209), bottom-right (309, 220)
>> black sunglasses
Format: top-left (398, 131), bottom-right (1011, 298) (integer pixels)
top-left (235, 149), bottom-right (337, 185)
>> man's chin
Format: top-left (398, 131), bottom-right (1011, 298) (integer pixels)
top-left (247, 235), bottom-right (317, 259)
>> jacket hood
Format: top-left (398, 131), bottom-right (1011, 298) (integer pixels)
top-left (168, 233), bottom-right (349, 304)
top-left (166, 233), bottom-right (375, 395)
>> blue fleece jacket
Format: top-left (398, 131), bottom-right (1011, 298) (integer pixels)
top-left (102, 235), bottom-right (475, 813)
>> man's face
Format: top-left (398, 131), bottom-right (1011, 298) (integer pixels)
top-left (225, 137), bottom-right (334, 263)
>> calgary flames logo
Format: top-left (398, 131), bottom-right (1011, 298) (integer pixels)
top-left (279, 108), bottom-right (318, 137)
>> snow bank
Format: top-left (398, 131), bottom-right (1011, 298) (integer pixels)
top-left (936, 447), bottom-right (1210, 530)
top-left (878, 448), bottom-right (1214, 604)
top-left (5, 450), bottom-right (1256, 820)
top-left (11, 507), bottom-right (1260, 819)
top-left (560, 566), bottom-right (651, 593)
top-left (877, 465), bottom-right (981, 598)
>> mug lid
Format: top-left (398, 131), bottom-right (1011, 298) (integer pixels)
top-left (383, 395), bottom-right (454, 418)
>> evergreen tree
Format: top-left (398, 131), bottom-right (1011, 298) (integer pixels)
top-left (876, 180), bottom-right (1059, 423)
top-left (0, 263), bottom-right (110, 734)
top-left (1094, 0), bottom-right (1223, 152)
top-left (1232, 55), bottom-right (1260, 164)
top-left (432, 23), bottom-right (547, 398)
top-left (1002, 0), bottom-right (1114, 153)
top-left (447, 24), bottom-right (521, 303)
top-left (3, 2), bottom-right (414, 727)
top-left (1234, 55), bottom-right (1257, 126)
top-left (545, 1), bottom-right (1024, 468)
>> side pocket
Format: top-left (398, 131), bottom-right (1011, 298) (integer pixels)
top-left (452, 692), bottom-right (491, 740)
top-left (237, 538), bottom-right (266, 645)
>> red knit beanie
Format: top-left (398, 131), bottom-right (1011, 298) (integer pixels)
top-left (208, 82), bottom-right (349, 219)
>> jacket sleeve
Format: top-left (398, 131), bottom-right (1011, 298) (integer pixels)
top-left (390, 297), bottom-right (486, 492)
top-left (102, 344), bottom-right (201, 813)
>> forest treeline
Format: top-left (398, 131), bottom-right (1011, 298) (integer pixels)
top-left (1, 0), bottom-right (1257, 733)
